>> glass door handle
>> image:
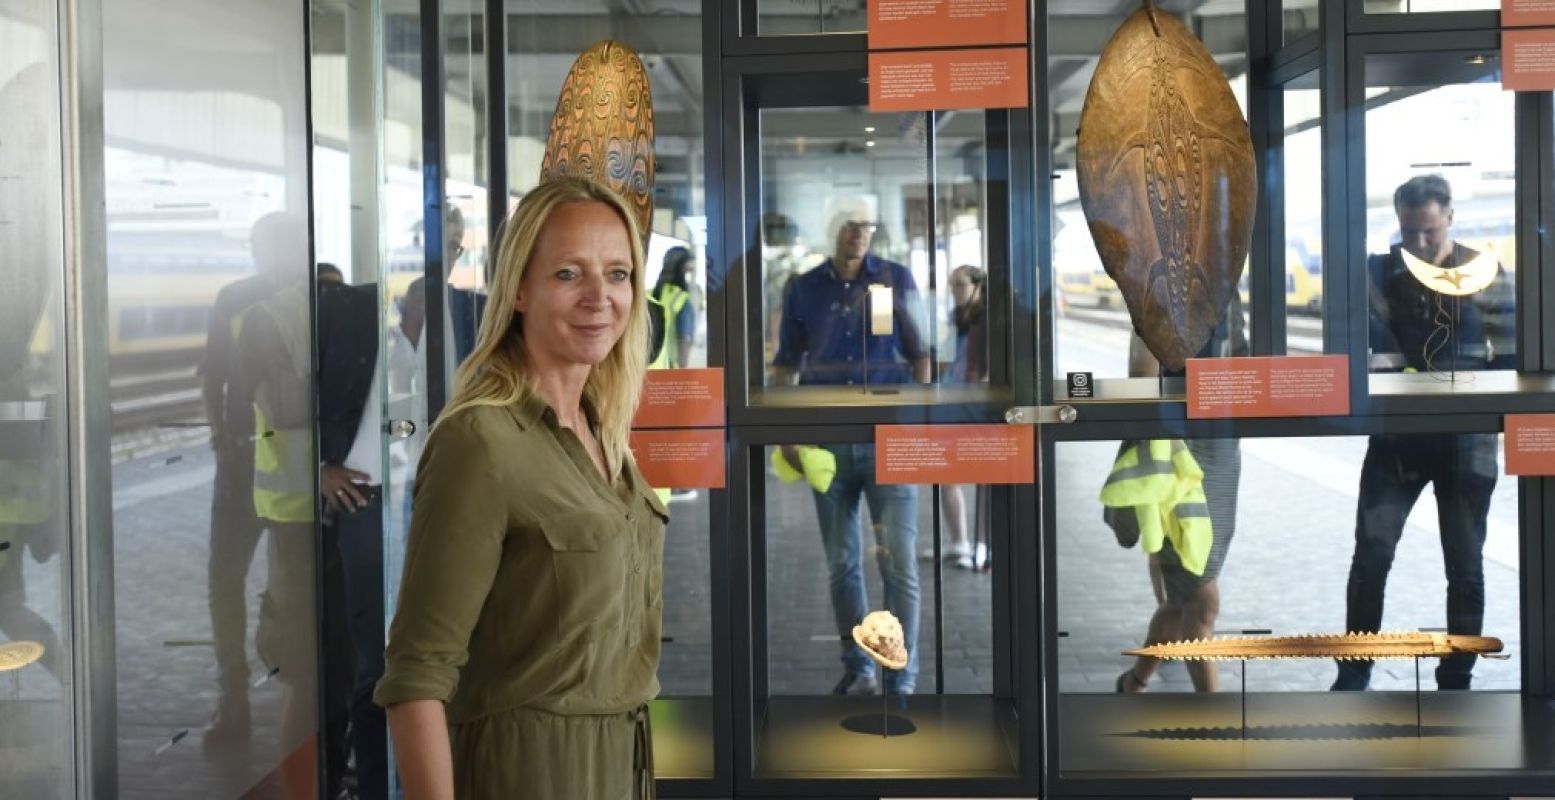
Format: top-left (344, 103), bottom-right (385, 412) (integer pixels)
top-left (1004, 405), bottom-right (1078, 425)
top-left (386, 419), bottom-right (418, 439)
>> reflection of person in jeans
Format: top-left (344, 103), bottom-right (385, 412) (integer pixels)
top-left (1333, 175), bottom-right (1514, 692)
top-left (769, 207), bottom-right (929, 695)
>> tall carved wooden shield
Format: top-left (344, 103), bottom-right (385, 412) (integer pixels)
top-left (541, 40), bottom-right (655, 246)
top-left (1076, 5), bottom-right (1255, 371)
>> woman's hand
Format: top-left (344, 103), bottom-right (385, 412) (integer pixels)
top-left (387, 699), bottom-right (456, 800)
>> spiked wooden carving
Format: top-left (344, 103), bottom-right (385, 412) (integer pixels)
top-left (541, 40), bottom-right (655, 245)
top-left (1125, 632), bottom-right (1504, 662)
top-left (1076, 1), bottom-right (1255, 371)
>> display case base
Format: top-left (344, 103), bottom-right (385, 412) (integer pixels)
top-left (755, 694), bottom-right (1019, 778)
top-left (1059, 690), bottom-right (1555, 778)
top-left (650, 696), bottom-right (716, 780)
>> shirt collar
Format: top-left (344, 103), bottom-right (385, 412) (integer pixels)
top-left (825, 253), bottom-right (882, 282)
top-left (505, 387), bottom-right (600, 433)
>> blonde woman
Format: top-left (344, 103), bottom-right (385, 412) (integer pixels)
top-left (375, 177), bottom-right (667, 799)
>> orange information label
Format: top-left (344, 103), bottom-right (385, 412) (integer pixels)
top-left (875, 424), bottom-right (1035, 485)
top-left (868, 0), bottom-right (1027, 50)
top-left (1503, 0), bottom-right (1555, 28)
top-left (1187, 355), bottom-right (1349, 419)
top-left (1503, 29), bottom-right (1555, 90)
top-left (868, 47), bottom-right (1029, 113)
top-left (630, 429), bottom-right (726, 489)
top-left (1505, 414), bottom-right (1555, 476)
top-left (633, 368), bottom-right (725, 429)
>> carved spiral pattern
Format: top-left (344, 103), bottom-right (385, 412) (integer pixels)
top-left (541, 40), bottom-right (656, 243)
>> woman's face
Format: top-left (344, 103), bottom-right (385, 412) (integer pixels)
top-left (949, 269), bottom-right (978, 308)
top-left (514, 200), bottom-right (635, 369)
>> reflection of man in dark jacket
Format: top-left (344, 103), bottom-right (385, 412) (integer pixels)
top-left (1334, 175), bottom-right (1512, 692)
top-left (316, 279), bottom-right (390, 799)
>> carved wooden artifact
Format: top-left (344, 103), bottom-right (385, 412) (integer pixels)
top-left (1125, 632), bottom-right (1504, 662)
top-left (1076, 2), bottom-right (1256, 371)
top-left (542, 40), bottom-right (655, 244)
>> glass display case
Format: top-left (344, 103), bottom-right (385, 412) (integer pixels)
top-left (729, 57), bottom-right (1021, 415)
top-left (734, 434), bottom-right (1032, 792)
top-left (755, 0), bottom-right (866, 36)
top-left (1361, 48), bottom-right (1523, 396)
top-left (1048, 427), bottom-right (1553, 787)
top-left (1047, 1), bottom-right (1255, 400)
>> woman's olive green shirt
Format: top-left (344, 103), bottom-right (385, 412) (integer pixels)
top-left (373, 396), bottom-right (667, 796)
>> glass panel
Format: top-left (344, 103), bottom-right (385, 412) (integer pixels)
top-left (0, 3), bottom-right (75, 796)
top-left (1056, 433), bottom-right (1532, 777)
top-left (1364, 0), bottom-right (1499, 12)
top-left (444, 0), bottom-right (490, 377)
top-left (1282, 0), bottom-right (1320, 44)
top-left (1363, 51), bottom-right (1517, 392)
top-left (1283, 73), bottom-right (1324, 352)
top-left (758, 443), bottom-right (1010, 778)
top-left (655, 490), bottom-right (714, 779)
top-left (311, 0), bottom-right (420, 794)
top-left (502, 1), bottom-right (713, 776)
top-left (756, 0), bottom-right (867, 36)
top-left (506, 2), bottom-right (710, 371)
top-left (1050, 3), bottom-right (1249, 396)
top-left (104, 0), bottom-right (315, 793)
top-left (759, 105), bottom-right (1002, 406)
top-left (936, 112), bottom-right (992, 387)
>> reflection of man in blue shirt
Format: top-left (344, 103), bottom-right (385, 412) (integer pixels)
top-left (770, 211), bottom-right (928, 696)
top-left (770, 216), bottom-right (930, 386)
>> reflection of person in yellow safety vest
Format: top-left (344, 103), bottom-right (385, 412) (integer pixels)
top-left (228, 212), bottom-right (319, 793)
top-left (646, 247), bottom-right (699, 504)
top-left (200, 268), bottom-right (278, 744)
top-left (647, 246), bottom-right (695, 370)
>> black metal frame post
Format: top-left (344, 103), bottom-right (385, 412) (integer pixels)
top-left (421, 0), bottom-right (448, 423)
top-left (484, 0), bottom-right (507, 270)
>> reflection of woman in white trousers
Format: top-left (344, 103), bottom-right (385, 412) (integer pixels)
top-left (927, 266), bottom-right (988, 570)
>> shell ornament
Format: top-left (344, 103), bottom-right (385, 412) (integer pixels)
top-left (1076, 2), bottom-right (1256, 371)
top-left (541, 40), bottom-right (656, 245)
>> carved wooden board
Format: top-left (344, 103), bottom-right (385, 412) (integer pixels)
top-left (1076, 6), bottom-right (1255, 371)
top-left (541, 40), bottom-right (655, 244)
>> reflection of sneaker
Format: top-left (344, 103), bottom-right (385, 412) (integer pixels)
top-left (919, 541), bottom-right (974, 562)
top-left (952, 554), bottom-right (975, 570)
top-left (668, 489), bottom-right (699, 503)
top-left (832, 672), bottom-right (879, 696)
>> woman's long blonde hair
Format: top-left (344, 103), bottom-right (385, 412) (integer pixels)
top-left (438, 177), bottom-right (648, 477)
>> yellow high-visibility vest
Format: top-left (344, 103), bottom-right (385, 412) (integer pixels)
top-left (0, 459), bottom-right (47, 572)
top-left (249, 285), bottom-right (315, 524)
top-left (648, 284), bottom-right (690, 370)
top-left (1099, 439), bottom-right (1213, 575)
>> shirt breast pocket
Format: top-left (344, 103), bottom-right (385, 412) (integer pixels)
top-left (540, 509), bottom-right (629, 637)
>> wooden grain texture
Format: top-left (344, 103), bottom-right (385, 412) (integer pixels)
top-left (1125, 632), bottom-right (1505, 662)
top-left (1076, 5), bottom-right (1255, 371)
top-left (541, 40), bottom-right (655, 244)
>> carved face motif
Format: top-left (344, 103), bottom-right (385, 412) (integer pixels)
top-left (1076, 8), bottom-right (1256, 371)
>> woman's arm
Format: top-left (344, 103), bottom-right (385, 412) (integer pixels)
top-left (387, 699), bottom-right (455, 800)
